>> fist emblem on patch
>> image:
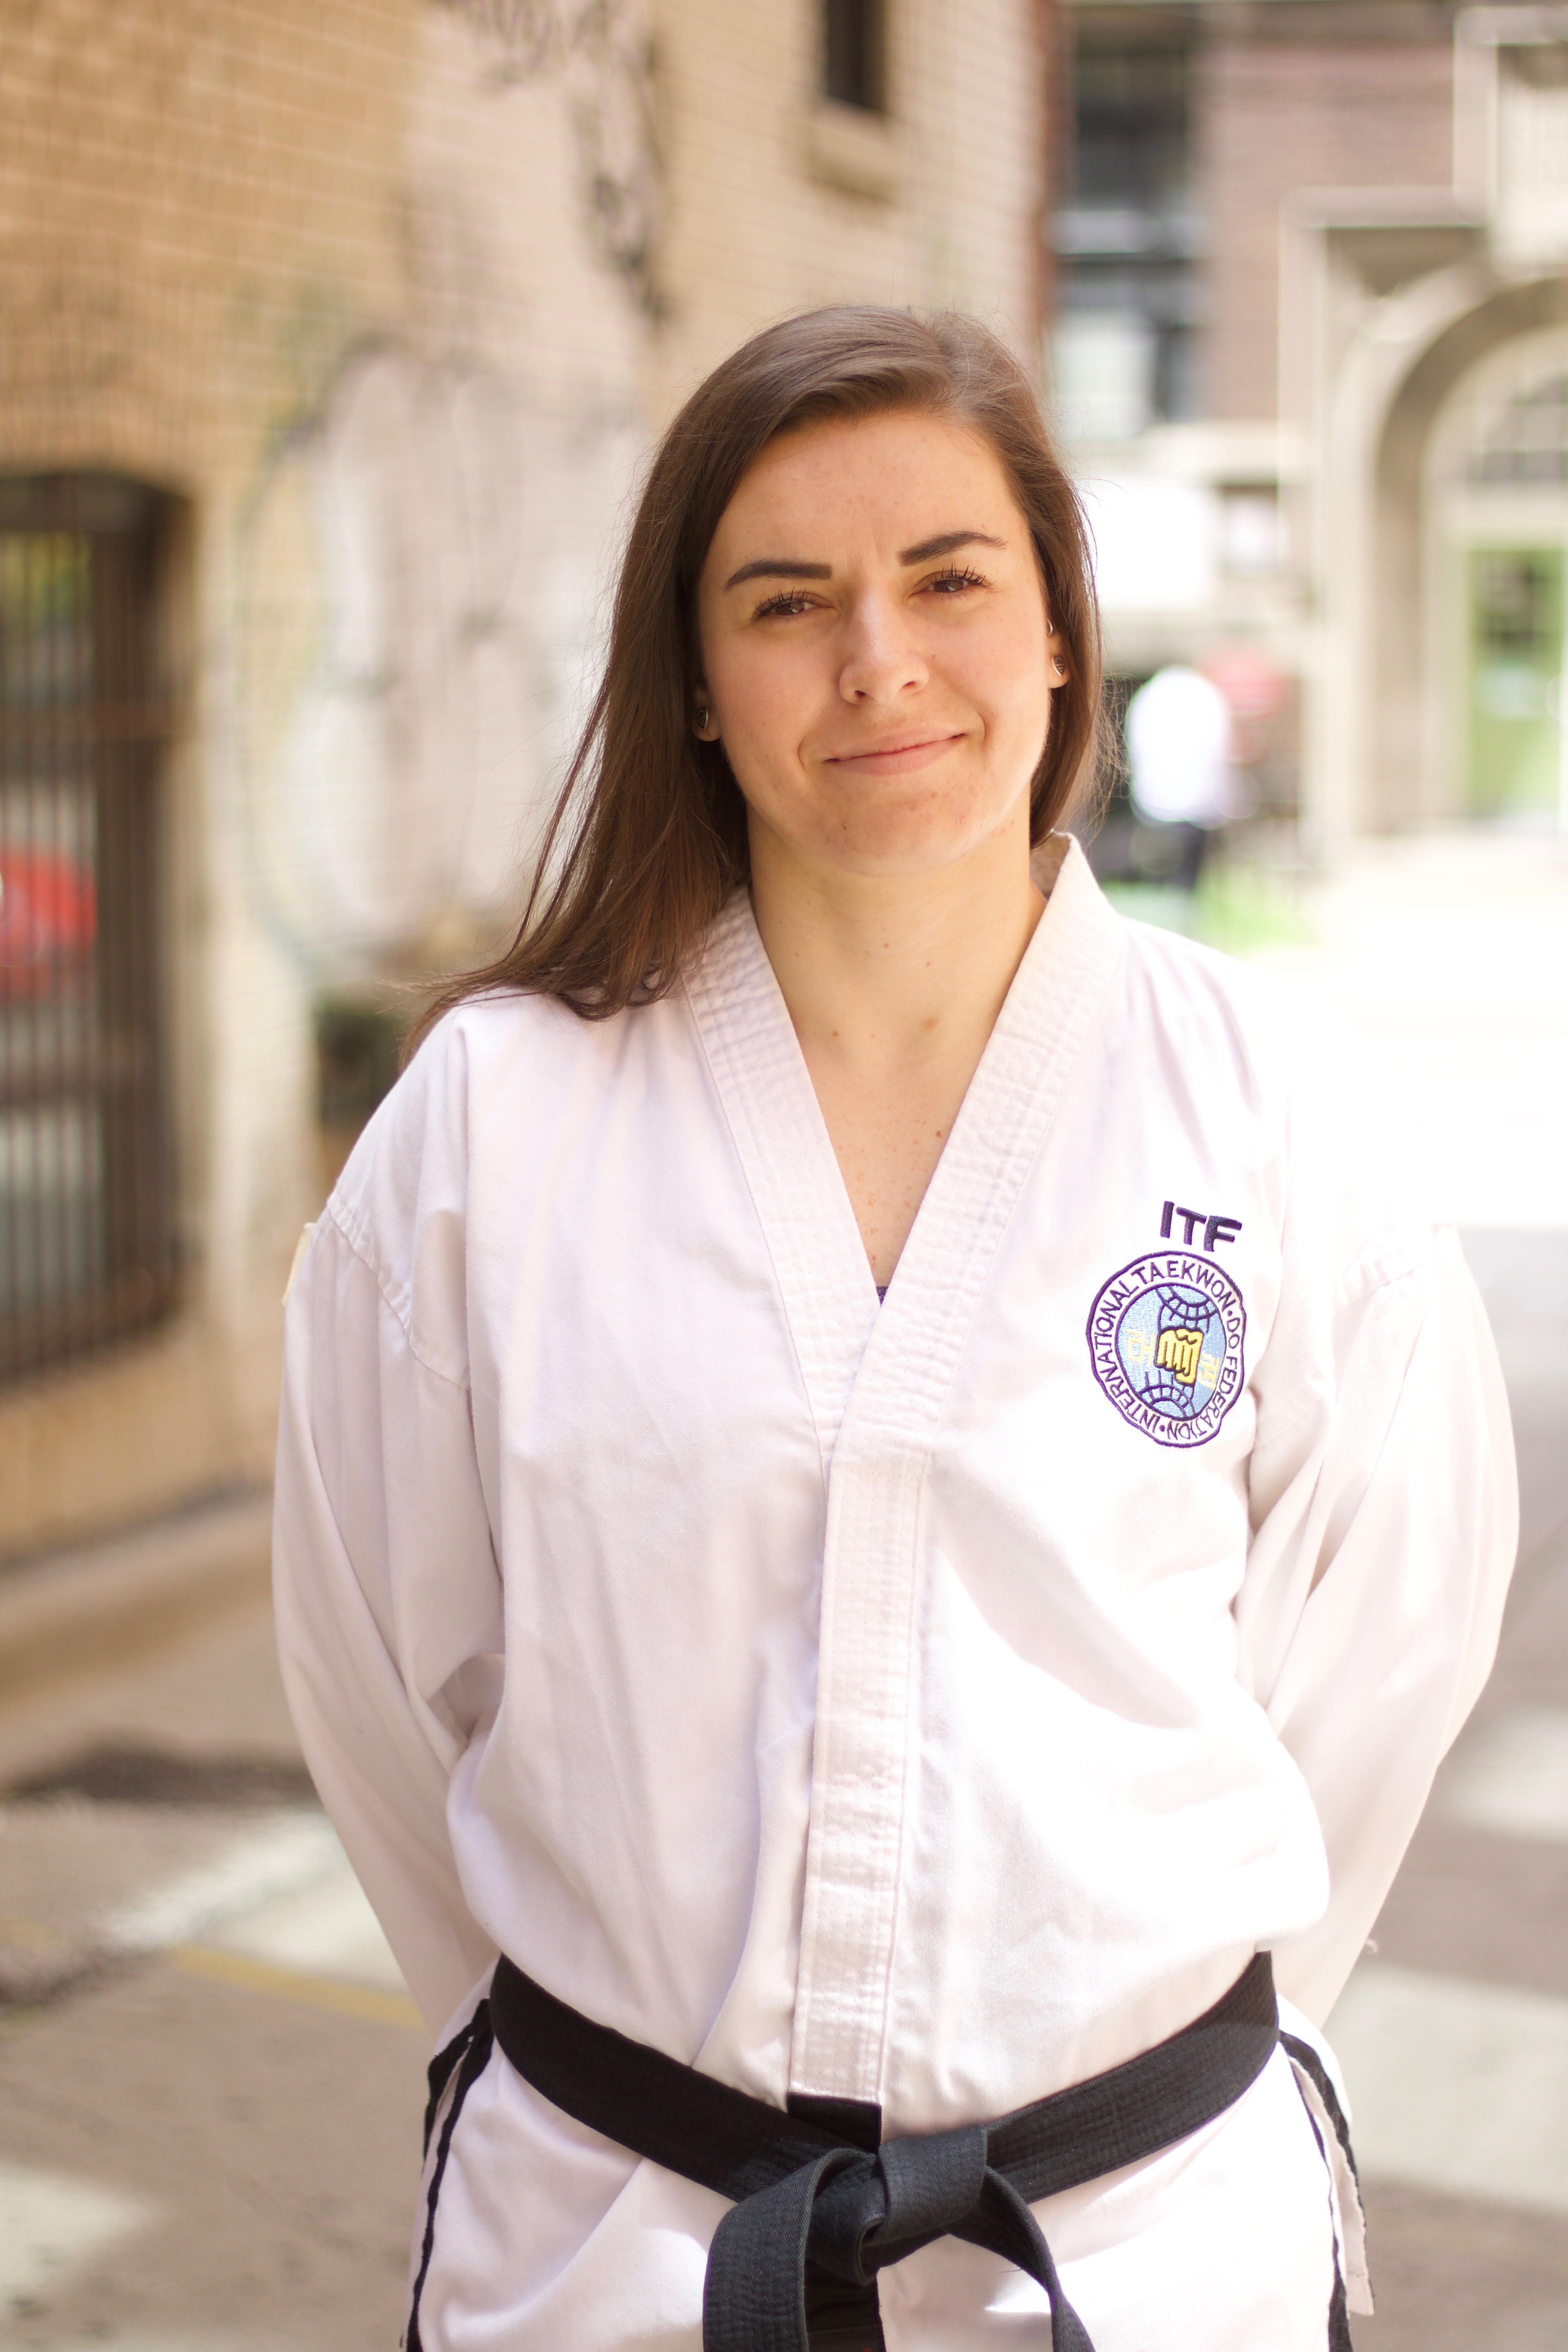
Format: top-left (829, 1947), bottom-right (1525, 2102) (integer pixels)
top-left (1087, 1251), bottom-right (1247, 1447)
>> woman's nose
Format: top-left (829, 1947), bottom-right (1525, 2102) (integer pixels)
top-left (837, 590), bottom-right (929, 703)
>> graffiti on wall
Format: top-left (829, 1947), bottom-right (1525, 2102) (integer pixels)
top-left (238, 338), bottom-right (641, 978)
top-left (433, 0), bottom-right (665, 320)
top-left (233, 1), bottom-right (659, 982)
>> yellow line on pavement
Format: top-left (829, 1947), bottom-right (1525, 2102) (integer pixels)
top-left (171, 1943), bottom-right (424, 2029)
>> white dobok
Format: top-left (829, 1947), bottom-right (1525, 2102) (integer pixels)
top-left (273, 835), bottom-right (1517, 2351)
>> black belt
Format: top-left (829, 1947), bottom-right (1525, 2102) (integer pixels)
top-left (408, 1951), bottom-right (1312, 2352)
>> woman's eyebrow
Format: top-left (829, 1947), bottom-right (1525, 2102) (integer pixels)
top-left (724, 557), bottom-right (832, 589)
top-left (899, 528), bottom-right (1006, 564)
top-left (723, 528), bottom-right (1004, 591)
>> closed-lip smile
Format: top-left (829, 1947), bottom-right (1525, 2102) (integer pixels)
top-left (824, 731), bottom-right (965, 773)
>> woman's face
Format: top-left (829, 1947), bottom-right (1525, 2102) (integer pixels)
top-left (694, 408), bottom-right (1066, 880)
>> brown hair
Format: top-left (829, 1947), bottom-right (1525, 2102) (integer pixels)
top-left (412, 305), bottom-right (1102, 1040)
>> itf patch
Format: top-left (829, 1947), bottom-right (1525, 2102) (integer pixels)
top-left (1087, 1250), bottom-right (1247, 1448)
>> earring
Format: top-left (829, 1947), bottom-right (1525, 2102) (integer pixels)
top-left (1052, 656), bottom-right (1067, 675)
top-left (695, 705), bottom-right (709, 731)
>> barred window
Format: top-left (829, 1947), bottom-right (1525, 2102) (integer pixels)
top-left (0, 475), bottom-right (178, 1383)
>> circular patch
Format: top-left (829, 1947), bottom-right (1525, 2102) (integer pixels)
top-left (1086, 1250), bottom-right (1247, 1448)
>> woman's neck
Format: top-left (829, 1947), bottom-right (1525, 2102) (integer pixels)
top-left (746, 808), bottom-right (1046, 1286)
top-left (748, 807), bottom-right (1044, 1081)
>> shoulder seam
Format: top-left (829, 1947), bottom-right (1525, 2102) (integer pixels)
top-left (1330, 1230), bottom-right (1428, 1314)
top-left (323, 1193), bottom-right (472, 1396)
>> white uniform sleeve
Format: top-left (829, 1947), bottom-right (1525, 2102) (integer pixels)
top-left (1238, 1205), bottom-right (1517, 2026)
top-left (272, 1202), bottom-right (502, 2034)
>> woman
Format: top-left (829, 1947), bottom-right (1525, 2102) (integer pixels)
top-left (273, 309), bottom-right (1516, 2352)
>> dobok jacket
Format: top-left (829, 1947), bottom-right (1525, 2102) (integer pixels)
top-left (273, 835), bottom-right (1517, 2350)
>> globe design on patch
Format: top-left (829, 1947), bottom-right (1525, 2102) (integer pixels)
top-left (1113, 1281), bottom-right (1227, 1420)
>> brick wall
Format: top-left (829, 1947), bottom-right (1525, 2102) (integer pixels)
top-left (651, 0), bottom-right (1044, 417)
top-left (0, 0), bottom-right (1045, 1552)
top-left (1201, 37), bottom-right (1455, 421)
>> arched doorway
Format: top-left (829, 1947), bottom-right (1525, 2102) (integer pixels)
top-left (1342, 270), bottom-right (1568, 841)
top-left (1427, 339), bottom-right (1568, 826)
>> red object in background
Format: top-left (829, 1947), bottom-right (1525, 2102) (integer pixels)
top-left (0, 848), bottom-right (97, 997)
top-left (1203, 644), bottom-right (1291, 722)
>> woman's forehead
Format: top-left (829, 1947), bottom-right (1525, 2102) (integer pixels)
top-left (711, 410), bottom-right (1017, 552)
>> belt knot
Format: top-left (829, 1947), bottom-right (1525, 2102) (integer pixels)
top-left (702, 2120), bottom-right (1093, 2352)
top-left (808, 2123), bottom-right (989, 2285)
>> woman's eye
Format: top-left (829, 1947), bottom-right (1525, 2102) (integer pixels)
top-left (926, 566), bottom-right (987, 596)
top-left (754, 591), bottom-right (817, 619)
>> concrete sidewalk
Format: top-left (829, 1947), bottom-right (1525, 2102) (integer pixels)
top-left (0, 1581), bottom-right (424, 2352)
top-left (1236, 829), bottom-right (1568, 2346)
top-left (0, 1490), bottom-right (273, 1782)
top-left (1243, 826), bottom-right (1568, 1236)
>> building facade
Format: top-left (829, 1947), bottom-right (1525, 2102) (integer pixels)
top-left (0, 0), bottom-right (1045, 1555)
top-left (1053, 0), bottom-right (1568, 855)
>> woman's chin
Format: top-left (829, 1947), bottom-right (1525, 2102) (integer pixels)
top-left (800, 809), bottom-right (1026, 883)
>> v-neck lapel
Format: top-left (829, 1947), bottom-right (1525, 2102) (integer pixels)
top-left (682, 839), bottom-right (1125, 1479)
top-left (852, 832), bottom-right (1123, 1392)
top-left (682, 888), bottom-right (878, 1478)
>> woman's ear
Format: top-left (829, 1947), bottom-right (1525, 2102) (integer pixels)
top-left (692, 679), bottom-right (720, 740)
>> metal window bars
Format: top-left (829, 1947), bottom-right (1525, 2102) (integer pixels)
top-left (0, 475), bottom-right (177, 1384)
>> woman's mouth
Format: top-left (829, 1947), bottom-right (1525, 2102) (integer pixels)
top-left (823, 733), bottom-right (966, 776)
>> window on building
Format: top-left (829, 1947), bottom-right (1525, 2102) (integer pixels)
top-left (0, 475), bottom-right (178, 1383)
top-left (823, 0), bottom-right (885, 114)
top-left (1050, 31), bottom-right (1201, 440)
top-left (1471, 374), bottom-right (1568, 485)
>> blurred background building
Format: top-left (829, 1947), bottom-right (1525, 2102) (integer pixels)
top-left (0, 0), bottom-right (1044, 1558)
top-left (1051, 1), bottom-right (1568, 860)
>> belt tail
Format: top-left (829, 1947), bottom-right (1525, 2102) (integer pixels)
top-left (1282, 2033), bottom-right (1372, 2321)
top-left (704, 2148), bottom-right (857, 2352)
top-left (963, 2170), bottom-right (1096, 2352)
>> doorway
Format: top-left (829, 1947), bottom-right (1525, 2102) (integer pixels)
top-left (1467, 547), bottom-right (1564, 820)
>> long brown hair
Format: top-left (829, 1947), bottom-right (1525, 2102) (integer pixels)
top-left (413, 306), bottom-right (1103, 1040)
